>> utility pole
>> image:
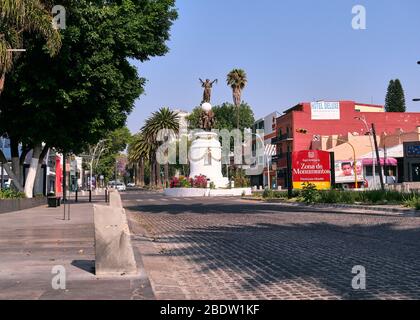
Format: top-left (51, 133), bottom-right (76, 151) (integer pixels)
top-left (286, 151), bottom-right (293, 198)
top-left (115, 158), bottom-right (118, 182)
top-left (0, 137), bottom-right (3, 189)
top-left (355, 116), bottom-right (376, 188)
top-left (330, 152), bottom-right (336, 189)
top-left (371, 124), bottom-right (385, 191)
top-left (62, 153), bottom-right (66, 202)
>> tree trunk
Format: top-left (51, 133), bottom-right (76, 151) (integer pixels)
top-left (34, 145), bottom-right (49, 196)
top-left (0, 149), bottom-right (24, 192)
top-left (0, 72), bottom-right (5, 96)
top-left (24, 144), bottom-right (42, 198)
top-left (164, 163), bottom-right (169, 188)
top-left (10, 139), bottom-right (21, 185)
top-left (139, 158), bottom-right (145, 187)
top-left (150, 158), bottom-right (155, 187)
top-left (156, 161), bottom-right (162, 188)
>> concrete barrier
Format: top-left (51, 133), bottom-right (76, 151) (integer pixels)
top-left (0, 197), bottom-right (47, 214)
top-left (164, 187), bottom-right (252, 197)
top-left (109, 190), bottom-right (123, 208)
top-left (93, 190), bottom-right (137, 277)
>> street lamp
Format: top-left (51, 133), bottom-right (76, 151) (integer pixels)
top-left (354, 116), bottom-right (376, 188)
top-left (414, 61), bottom-right (420, 101)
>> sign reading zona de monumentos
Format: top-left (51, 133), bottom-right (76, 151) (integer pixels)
top-left (292, 150), bottom-right (331, 190)
top-left (310, 101), bottom-right (340, 120)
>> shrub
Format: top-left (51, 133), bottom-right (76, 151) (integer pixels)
top-left (180, 177), bottom-right (193, 188)
top-left (192, 175), bottom-right (208, 188)
top-left (300, 183), bottom-right (320, 204)
top-left (0, 189), bottom-right (26, 199)
top-left (262, 188), bottom-right (288, 199)
top-left (232, 170), bottom-right (250, 188)
top-left (170, 175), bottom-right (208, 189)
top-left (318, 190), bottom-right (341, 204)
top-left (404, 193), bottom-right (420, 210)
top-left (170, 177), bottom-right (181, 188)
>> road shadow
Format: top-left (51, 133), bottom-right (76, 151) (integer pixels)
top-left (71, 260), bottom-right (96, 275)
top-left (124, 202), bottom-right (397, 218)
top-left (140, 220), bottom-right (420, 300)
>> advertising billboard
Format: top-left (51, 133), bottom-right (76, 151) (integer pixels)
top-left (292, 150), bottom-right (331, 190)
top-left (311, 101), bottom-right (340, 120)
top-left (334, 160), bottom-right (364, 184)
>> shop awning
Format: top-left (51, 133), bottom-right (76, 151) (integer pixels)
top-left (361, 158), bottom-right (398, 166)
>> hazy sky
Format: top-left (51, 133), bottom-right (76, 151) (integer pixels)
top-left (127, 0), bottom-right (420, 134)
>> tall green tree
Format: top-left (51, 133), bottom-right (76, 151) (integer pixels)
top-left (0, 0), bottom-right (61, 94)
top-left (128, 133), bottom-right (151, 187)
top-left (227, 69), bottom-right (248, 129)
top-left (385, 79), bottom-right (406, 112)
top-left (0, 0), bottom-right (177, 196)
top-left (142, 108), bottom-right (180, 188)
top-left (93, 127), bottom-right (132, 183)
top-left (188, 102), bottom-right (255, 132)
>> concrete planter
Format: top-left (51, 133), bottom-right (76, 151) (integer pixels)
top-left (0, 197), bottom-right (47, 214)
top-left (164, 188), bottom-right (252, 197)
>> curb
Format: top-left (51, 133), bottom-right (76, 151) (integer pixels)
top-left (241, 197), bottom-right (419, 215)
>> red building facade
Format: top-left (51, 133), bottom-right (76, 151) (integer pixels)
top-left (274, 101), bottom-right (420, 187)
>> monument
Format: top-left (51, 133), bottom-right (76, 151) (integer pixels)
top-left (189, 102), bottom-right (229, 188)
top-left (164, 78), bottom-right (251, 197)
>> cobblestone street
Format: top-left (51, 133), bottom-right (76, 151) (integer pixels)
top-left (123, 191), bottom-right (420, 300)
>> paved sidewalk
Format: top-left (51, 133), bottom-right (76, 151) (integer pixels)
top-left (0, 200), bottom-right (154, 300)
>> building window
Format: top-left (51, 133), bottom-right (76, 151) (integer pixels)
top-left (278, 128), bottom-right (282, 138)
top-left (365, 165), bottom-right (381, 177)
top-left (278, 144), bottom-right (283, 158)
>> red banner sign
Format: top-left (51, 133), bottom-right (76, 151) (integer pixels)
top-left (292, 150), bottom-right (331, 190)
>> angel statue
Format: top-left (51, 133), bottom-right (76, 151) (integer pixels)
top-left (199, 78), bottom-right (218, 104)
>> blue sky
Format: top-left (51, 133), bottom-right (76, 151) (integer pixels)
top-left (127, 0), bottom-right (420, 133)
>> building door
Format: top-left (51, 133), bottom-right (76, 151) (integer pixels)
top-left (411, 163), bottom-right (420, 182)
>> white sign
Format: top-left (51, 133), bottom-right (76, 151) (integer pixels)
top-left (311, 101), bottom-right (340, 120)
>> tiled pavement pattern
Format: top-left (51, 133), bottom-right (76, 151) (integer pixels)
top-left (123, 191), bottom-right (420, 300)
top-left (0, 197), bottom-right (154, 300)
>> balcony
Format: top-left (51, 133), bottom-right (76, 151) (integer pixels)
top-left (272, 134), bottom-right (293, 144)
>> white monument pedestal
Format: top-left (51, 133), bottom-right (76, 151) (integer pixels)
top-left (189, 131), bottom-right (229, 189)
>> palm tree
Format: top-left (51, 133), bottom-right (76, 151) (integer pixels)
top-left (142, 108), bottom-right (180, 188)
top-left (128, 134), bottom-right (150, 187)
top-left (227, 69), bottom-right (247, 129)
top-left (0, 0), bottom-right (61, 94)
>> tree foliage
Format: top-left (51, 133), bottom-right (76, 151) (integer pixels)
top-left (0, 0), bottom-right (178, 153)
top-left (0, 0), bottom-right (61, 85)
top-left (226, 69), bottom-right (247, 107)
top-left (188, 102), bottom-right (255, 132)
top-left (385, 79), bottom-right (406, 112)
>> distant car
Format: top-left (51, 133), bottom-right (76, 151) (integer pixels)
top-left (115, 183), bottom-right (126, 192)
top-left (127, 183), bottom-right (135, 188)
top-left (3, 178), bottom-right (11, 189)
